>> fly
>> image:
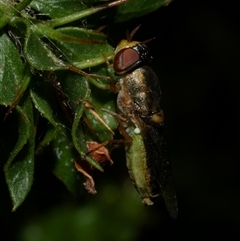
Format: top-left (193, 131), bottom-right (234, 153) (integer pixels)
top-left (113, 26), bottom-right (178, 219)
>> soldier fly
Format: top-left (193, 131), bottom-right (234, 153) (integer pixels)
top-left (113, 26), bottom-right (178, 219)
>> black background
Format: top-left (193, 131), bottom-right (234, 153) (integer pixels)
top-left (1, 0), bottom-right (240, 240)
top-left (123, 0), bottom-right (240, 239)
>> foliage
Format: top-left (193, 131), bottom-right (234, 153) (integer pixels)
top-left (0, 0), bottom-right (171, 210)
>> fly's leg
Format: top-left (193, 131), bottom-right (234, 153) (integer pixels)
top-left (78, 99), bottom-right (115, 135)
top-left (67, 63), bottom-right (117, 92)
top-left (75, 99), bottom-right (141, 195)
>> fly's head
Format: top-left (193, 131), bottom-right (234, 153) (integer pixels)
top-left (113, 26), bottom-right (153, 75)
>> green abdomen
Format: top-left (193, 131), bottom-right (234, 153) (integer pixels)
top-left (125, 125), bottom-right (159, 205)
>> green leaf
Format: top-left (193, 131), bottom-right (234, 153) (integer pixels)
top-left (85, 66), bottom-right (118, 142)
top-left (58, 69), bottom-right (117, 170)
top-left (53, 27), bottom-right (114, 68)
top-left (51, 126), bottom-right (82, 196)
top-left (115, 0), bottom-right (172, 22)
top-left (86, 87), bottom-right (118, 142)
top-left (1, 0), bottom-right (170, 209)
top-left (30, 79), bottom-right (62, 126)
top-left (30, 0), bottom-right (129, 21)
top-left (24, 26), bottom-right (114, 70)
top-left (24, 29), bottom-right (65, 70)
top-left (35, 124), bottom-right (59, 154)
top-left (58, 71), bottom-right (90, 112)
top-left (4, 94), bottom-right (35, 211)
top-left (30, 0), bottom-right (89, 18)
top-left (72, 101), bottom-right (104, 172)
top-left (59, 72), bottom-right (103, 171)
top-left (60, 72), bottom-right (104, 171)
top-left (0, 33), bottom-right (26, 105)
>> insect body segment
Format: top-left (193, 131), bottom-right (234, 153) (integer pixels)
top-left (114, 28), bottom-right (178, 219)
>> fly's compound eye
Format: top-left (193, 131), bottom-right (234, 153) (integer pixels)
top-left (114, 48), bottom-right (140, 75)
top-left (114, 44), bottom-right (153, 75)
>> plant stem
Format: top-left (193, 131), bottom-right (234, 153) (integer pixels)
top-left (16, 0), bottom-right (33, 11)
top-left (48, 0), bottom-right (128, 28)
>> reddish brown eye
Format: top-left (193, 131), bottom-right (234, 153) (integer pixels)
top-left (114, 48), bottom-right (140, 74)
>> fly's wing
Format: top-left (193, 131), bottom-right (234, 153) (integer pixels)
top-left (142, 121), bottom-right (178, 219)
top-left (129, 66), bottom-right (177, 218)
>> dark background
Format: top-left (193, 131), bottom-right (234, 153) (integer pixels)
top-left (1, 0), bottom-right (240, 240)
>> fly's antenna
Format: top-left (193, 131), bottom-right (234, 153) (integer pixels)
top-left (141, 37), bottom-right (156, 44)
top-left (126, 25), bottom-right (155, 44)
top-left (126, 25), bottom-right (141, 42)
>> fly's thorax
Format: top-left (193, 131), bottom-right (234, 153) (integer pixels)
top-left (117, 66), bottom-right (163, 119)
top-left (116, 76), bottom-right (135, 119)
top-left (124, 67), bottom-right (152, 110)
top-left (117, 68), bottom-right (150, 112)
top-left (116, 68), bottom-right (149, 131)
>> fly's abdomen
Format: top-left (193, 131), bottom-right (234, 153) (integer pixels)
top-left (125, 125), bottom-right (160, 205)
